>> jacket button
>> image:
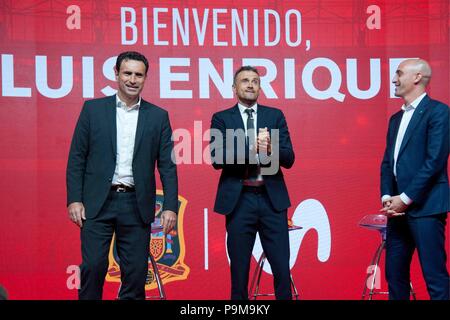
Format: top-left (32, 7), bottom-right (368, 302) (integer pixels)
top-left (108, 178), bottom-right (112, 182)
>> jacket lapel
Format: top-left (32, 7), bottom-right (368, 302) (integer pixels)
top-left (106, 95), bottom-right (117, 156)
top-left (133, 101), bottom-right (149, 158)
top-left (256, 105), bottom-right (268, 132)
top-left (397, 95), bottom-right (429, 158)
top-left (389, 112), bottom-right (402, 166)
top-left (231, 104), bottom-right (245, 130)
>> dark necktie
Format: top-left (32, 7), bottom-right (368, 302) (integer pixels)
top-left (244, 108), bottom-right (259, 179)
top-left (245, 108), bottom-right (255, 148)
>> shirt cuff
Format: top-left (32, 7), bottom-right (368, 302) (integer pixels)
top-left (381, 195), bottom-right (391, 204)
top-left (399, 193), bottom-right (412, 205)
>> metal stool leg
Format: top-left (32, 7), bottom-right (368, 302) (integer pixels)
top-left (249, 251), bottom-right (299, 300)
top-left (146, 253), bottom-right (166, 300)
top-left (290, 273), bottom-right (299, 300)
top-left (410, 282), bottom-right (416, 300)
top-left (116, 283), bottom-right (121, 300)
top-left (249, 253), bottom-right (263, 299)
top-left (117, 253), bottom-right (166, 300)
top-left (361, 239), bottom-right (417, 300)
top-left (249, 252), bottom-right (267, 300)
top-left (362, 240), bottom-right (385, 300)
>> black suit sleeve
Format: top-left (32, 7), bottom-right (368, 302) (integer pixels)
top-left (210, 112), bottom-right (248, 170)
top-left (276, 110), bottom-right (295, 169)
top-left (66, 102), bottom-right (90, 206)
top-left (210, 113), bottom-right (226, 170)
top-left (404, 103), bottom-right (449, 202)
top-left (157, 111), bottom-right (179, 213)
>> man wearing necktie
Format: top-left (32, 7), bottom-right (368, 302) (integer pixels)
top-left (380, 58), bottom-right (449, 300)
top-left (210, 66), bottom-right (295, 300)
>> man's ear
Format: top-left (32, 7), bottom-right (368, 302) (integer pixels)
top-left (414, 73), bottom-right (423, 84)
top-left (114, 66), bottom-right (119, 80)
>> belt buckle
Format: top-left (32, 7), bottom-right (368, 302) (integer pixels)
top-left (116, 186), bottom-right (127, 192)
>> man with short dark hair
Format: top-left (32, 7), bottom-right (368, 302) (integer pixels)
top-left (67, 51), bottom-right (178, 300)
top-left (380, 58), bottom-right (449, 300)
top-left (210, 66), bottom-right (295, 300)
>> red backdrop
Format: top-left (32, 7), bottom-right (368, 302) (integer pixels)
top-left (0, 0), bottom-right (449, 299)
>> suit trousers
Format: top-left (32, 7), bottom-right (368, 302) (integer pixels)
top-left (386, 213), bottom-right (449, 300)
top-left (79, 190), bottom-right (151, 300)
top-left (226, 187), bottom-right (292, 300)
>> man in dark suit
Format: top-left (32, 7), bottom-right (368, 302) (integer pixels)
top-left (210, 66), bottom-right (295, 300)
top-left (67, 51), bottom-right (178, 300)
top-left (380, 58), bottom-right (449, 300)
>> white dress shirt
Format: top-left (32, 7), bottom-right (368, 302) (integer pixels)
top-left (112, 95), bottom-right (141, 186)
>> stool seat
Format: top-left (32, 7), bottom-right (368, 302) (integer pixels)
top-left (359, 214), bottom-right (387, 231)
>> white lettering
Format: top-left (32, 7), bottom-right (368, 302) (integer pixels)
top-left (173, 8), bottom-right (190, 46)
top-left (231, 9), bottom-right (248, 46)
top-left (121, 7), bottom-right (137, 45)
top-left (264, 10), bottom-right (280, 46)
top-left (101, 56), bottom-right (117, 96)
top-left (347, 59), bottom-right (380, 99)
top-left (82, 57), bottom-right (94, 98)
top-left (35, 56), bottom-right (73, 98)
top-left (302, 58), bottom-right (345, 102)
top-left (199, 58), bottom-right (233, 99)
top-left (1, 54), bottom-right (31, 97)
top-left (154, 8), bottom-right (169, 46)
top-left (213, 9), bottom-right (228, 46)
top-left (285, 10), bottom-right (301, 47)
top-left (192, 9), bottom-right (209, 46)
top-left (160, 58), bottom-right (192, 98)
top-left (284, 59), bottom-right (296, 99)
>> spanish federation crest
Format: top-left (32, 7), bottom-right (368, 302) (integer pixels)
top-left (106, 191), bottom-right (190, 292)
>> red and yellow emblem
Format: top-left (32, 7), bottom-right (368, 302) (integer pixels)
top-left (106, 191), bottom-right (190, 291)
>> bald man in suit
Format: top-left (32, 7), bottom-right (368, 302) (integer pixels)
top-left (380, 58), bottom-right (449, 300)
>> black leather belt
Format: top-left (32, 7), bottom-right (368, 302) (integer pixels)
top-left (111, 184), bottom-right (135, 192)
top-left (242, 180), bottom-right (265, 187)
top-left (242, 185), bottom-right (266, 194)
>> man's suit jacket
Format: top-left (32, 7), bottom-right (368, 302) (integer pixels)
top-left (210, 104), bottom-right (295, 215)
top-left (66, 95), bottom-right (178, 224)
top-left (380, 95), bottom-right (449, 217)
